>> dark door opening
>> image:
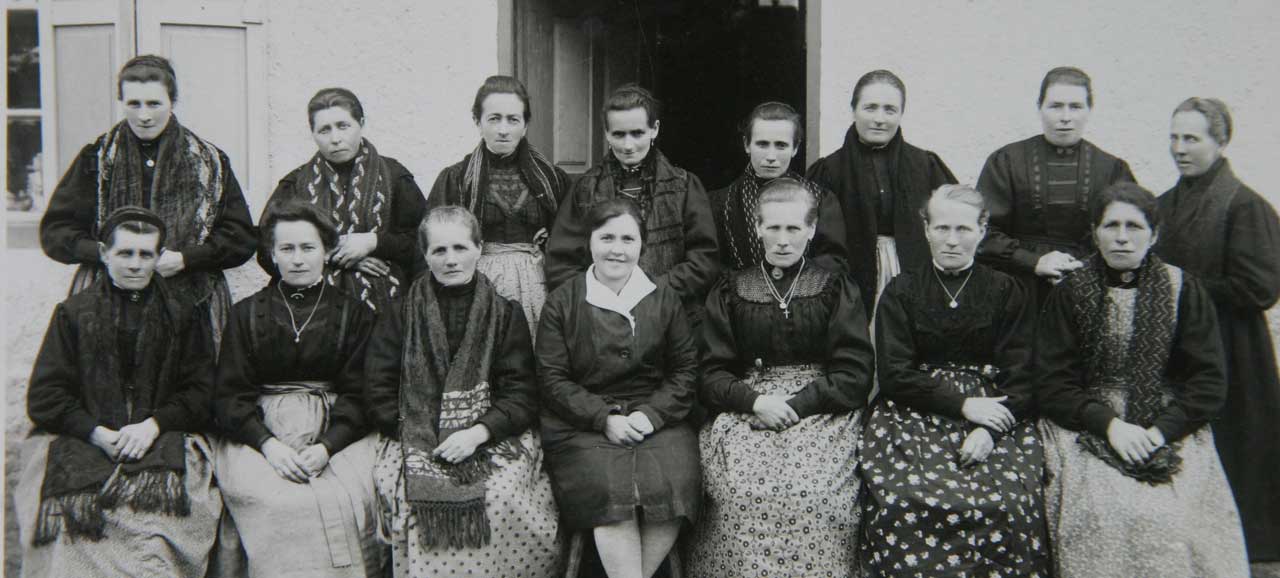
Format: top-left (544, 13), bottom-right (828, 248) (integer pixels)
top-left (513, 0), bottom-right (807, 191)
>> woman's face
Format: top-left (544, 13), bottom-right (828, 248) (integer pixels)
top-left (744, 119), bottom-right (797, 179)
top-left (1170, 110), bottom-right (1226, 178)
top-left (121, 81), bottom-right (173, 142)
top-left (425, 221), bottom-right (481, 287)
top-left (311, 106), bottom-right (364, 164)
top-left (1094, 201), bottom-right (1156, 271)
top-left (923, 198), bottom-right (986, 271)
top-left (852, 82), bottom-right (903, 146)
top-left (589, 214), bottom-right (643, 286)
top-left (605, 107), bottom-right (659, 167)
top-left (272, 220), bottom-right (328, 287)
top-left (478, 92), bottom-right (528, 156)
top-left (755, 200), bottom-right (814, 269)
top-left (100, 229), bottom-right (162, 291)
top-left (1039, 83), bottom-right (1091, 147)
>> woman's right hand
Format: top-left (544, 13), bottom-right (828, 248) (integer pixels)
top-left (1107, 418), bottom-right (1159, 464)
top-left (89, 426), bottom-right (122, 461)
top-left (262, 438), bottom-right (311, 483)
top-left (604, 415), bottom-right (645, 447)
top-left (752, 395), bottom-right (799, 431)
top-left (961, 396), bottom-right (1014, 432)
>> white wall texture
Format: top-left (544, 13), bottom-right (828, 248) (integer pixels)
top-left (815, 0), bottom-right (1280, 206)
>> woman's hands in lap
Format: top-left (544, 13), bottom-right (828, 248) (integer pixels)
top-left (962, 396), bottom-right (1014, 432)
top-left (752, 395), bottom-right (799, 431)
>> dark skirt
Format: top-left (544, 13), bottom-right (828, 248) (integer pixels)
top-left (541, 419), bottom-right (701, 529)
top-left (859, 366), bottom-right (1050, 577)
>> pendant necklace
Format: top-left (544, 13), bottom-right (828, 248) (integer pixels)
top-left (761, 257), bottom-right (806, 319)
top-left (932, 265), bottom-right (974, 309)
top-left (140, 145), bottom-right (157, 168)
top-left (277, 280), bottom-right (326, 343)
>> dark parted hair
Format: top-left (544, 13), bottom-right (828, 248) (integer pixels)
top-left (851, 69), bottom-right (906, 112)
top-left (602, 84), bottom-right (660, 128)
top-left (920, 184), bottom-right (990, 228)
top-left (307, 87), bottom-right (365, 130)
top-left (755, 178), bottom-right (818, 226)
top-left (1038, 66), bottom-right (1093, 107)
top-left (1173, 97), bottom-right (1233, 145)
top-left (101, 206), bottom-right (167, 249)
top-left (117, 55), bottom-right (178, 102)
top-left (586, 197), bottom-right (647, 247)
top-left (740, 101), bottom-right (803, 147)
top-left (260, 201), bottom-right (341, 252)
top-left (471, 75), bottom-right (532, 123)
top-left (417, 205), bottom-right (483, 255)
top-left (1090, 182), bottom-right (1160, 232)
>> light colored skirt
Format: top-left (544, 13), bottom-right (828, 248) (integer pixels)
top-left (874, 235), bottom-right (901, 306)
top-left (214, 384), bottom-right (385, 578)
top-left (374, 431), bottom-right (562, 578)
top-left (1040, 390), bottom-right (1249, 578)
top-left (15, 433), bottom-right (222, 578)
top-left (478, 242), bottom-right (546, 342)
top-left (687, 364), bottom-right (863, 578)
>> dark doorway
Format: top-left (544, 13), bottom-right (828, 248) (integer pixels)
top-left (512, 0), bottom-right (807, 191)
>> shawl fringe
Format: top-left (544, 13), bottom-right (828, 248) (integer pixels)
top-left (99, 468), bottom-right (191, 516)
top-left (410, 498), bottom-right (490, 550)
top-left (33, 491), bottom-right (105, 545)
top-left (1077, 435), bottom-right (1183, 485)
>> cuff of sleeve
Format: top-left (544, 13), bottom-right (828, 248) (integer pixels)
top-left (65, 414), bottom-right (99, 442)
top-left (786, 389), bottom-right (818, 419)
top-left (1152, 417), bottom-right (1187, 444)
top-left (475, 414), bottom-right (512, 443)
top-left (181, 244), bottom-right (215, 270)
top-left (1081, 402), bottom-right (1120, 438)
top-left (592, 404), bottom-right (622, 432)
top-left (1011, 248), bottom-right (1044, 272)
top-left (319, 423), bottom-right (356, 455)
top-left (74, 239), bottom-right (101, 263)
top-left (372, 232), bottom-right (394, 260)
top-left (151, 407), bottom-right (183, 433)
top-left (244, 420), bottom-right (274, 451)
top-left (733, 386), bottom-right (762, 415)
top-left (635, 405), bottom-right (666, 432)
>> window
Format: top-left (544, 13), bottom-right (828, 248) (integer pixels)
top-left (7, 6), bottom-right (43, 217)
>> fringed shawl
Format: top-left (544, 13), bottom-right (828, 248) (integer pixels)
top-left (460, 139), bottom-right (563, 228)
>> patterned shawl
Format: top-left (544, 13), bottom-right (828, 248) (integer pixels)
top-left (398, 273), bottom-right (527, 549)
top-left (36, 277), bottom-right (191, 545)
top-left (720, 164), bottom-right (827, 270)
top-left (1067, 254), bottom-right (1184, 484)
top-left (461, 138), bottom-right (563, 226)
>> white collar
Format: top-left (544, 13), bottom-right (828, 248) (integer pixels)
top-left (585, 265), bottom-right (657, 335)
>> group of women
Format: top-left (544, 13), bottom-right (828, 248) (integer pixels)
top-left (16, 53), bottom-right (1280, 578)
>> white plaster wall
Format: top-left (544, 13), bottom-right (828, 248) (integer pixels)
top-left (816, 0), bottom-right (1280, 206)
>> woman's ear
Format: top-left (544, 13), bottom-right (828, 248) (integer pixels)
top-left (98, 241), bottom-right (109, 264)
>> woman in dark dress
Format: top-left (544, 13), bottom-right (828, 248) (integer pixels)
top-left (214, 202), bottom-right (383, 578)
top-left (544, 84), bottom-right (719, 325)
top-left (1037, 183), bottom-right (1248, 577)
top-left (365, 206), bottom-right (560, 577)
top-left (689, 179), bottom-right (873, 577)
top-left (428, 76), bottom-right (570, 339)
top-left (262, 87), bottom-right (426, 312)
top-left (1155, 97), bottom-right (1280, 563)
top-left (976, 66), bottom-right (1135, 302)
top-left (39, 55), bottom-right (255, 342)
top-left (807, 70), bottom-right (956, 318)
top-left (537, 198), bottom-right (701, 578)
top-left (859, 184), bottom-right (1048, 577)
top-left (708, 101), bottom-right (848, 274)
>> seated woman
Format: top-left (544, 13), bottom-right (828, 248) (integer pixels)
top-left (214, 201), bottom-right (383, 577)
top-left (17, 207), bottom-right (221, 577)
top-left (1037, 182), bottom-right (1249, 577)
top-left (364, 205), bottom-right (561, 577)
top-left (688, 179), bottom-right (873, 577)
top-left (860, 184), bottom-right (1049, 577)
top-left (537, 198), bottom-right (701, 578)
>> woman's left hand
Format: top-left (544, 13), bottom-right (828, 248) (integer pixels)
top-left (354, 256), bottom-right (391, 277)
top-left (297, 444), bottom-right (331, 477)
top-left (959, 428), bottom-right (994, 467)
top-left (434, 425), bottom-right (492, 464)
top-left (329, 232), bottom-right (378, 268)
top-left (626, 412), bottom-right (654, 436)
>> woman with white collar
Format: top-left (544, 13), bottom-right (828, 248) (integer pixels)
top-left (536, 198), bottom-right (701, 578)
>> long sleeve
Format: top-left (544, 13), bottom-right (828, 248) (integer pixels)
top-left (873, 278), bottom-right (968, 419)
top-left (543, 183), bottom-right (593, 293)
top-left (213, 304), bottom-right (274, 449)
top-left (40, 143), bottom-right (104, 265)
top-left (698, 279), bottom-right (759, 414)
top-left (318, 304), bottom-right (375, 454)
top-left (474, 305), bottom-right (539, 442)
top-left (371, 161), bottom-right (426, 273)
top-left (632, 295), bottom-right (698, 431)
top-left (1197, 194), bottom-right (1280, 311)
top-left (536, 286), bottom-right (614, 432)
top-left (27, 305), bottom-right (98, 440)
top-left (811, 188), bottom-right (850, 275)
top-left (977, 149), bottom-right (1043, 273)
top-left (788, 276), bottom-right (874, 418)
top-left (1034, 284), bottom-right (1118, 436)
top-left (363, 304), bottom-right (404, 438)
top-left (180, 151), bottom-right (257, 272)
top-left (992, 277), bottom-right (1036, 420)
top-left (1154, 277), bottom-right (1228, 442)
top-left (151, 306), bottom-right (217, 433)
top-left (659, 174), bottom-right (721, 303)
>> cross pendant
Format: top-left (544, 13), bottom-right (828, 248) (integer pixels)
top-left (782, 306), bottom-right (791, 319)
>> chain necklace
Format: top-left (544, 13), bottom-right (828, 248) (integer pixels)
top-left (139, 142), bottom-right (158, 168)
top-left (760, 257), bottom-right (806, 319)
top-left (932, 265), bottom-right (974, 309)
top-left (277, 280), bottom-right (326, 343)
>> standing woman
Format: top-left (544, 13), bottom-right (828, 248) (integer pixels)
top-left (709, 102), bottom-right (848, 274)
top-left (538, 199), bottom-right (701, 578)
top-left (1155, 97), bottom-right (1280, 563)
top-left (689, 179), bottom-right (873, 577)
top-left (263, 87), bottom-right (426, 312)
top-left (1037, 183), bottom-right (1249, 577)
top-left (40, 54), bottom-right (255, 342)
top-left (544, 84), bottom-right (719, 324)
top-left (977, 66), bottom-right (1135, 301)
top-left (428, 76), bottom-right (569, 337)
top-left (859, 185), bottom-right (1048, 577)
top-left (214, 202), bottom-right (383, 577)
top-left (807, 70), bottom-right (956, 319)
top-left (365, 206), bottom-right (561, 577)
